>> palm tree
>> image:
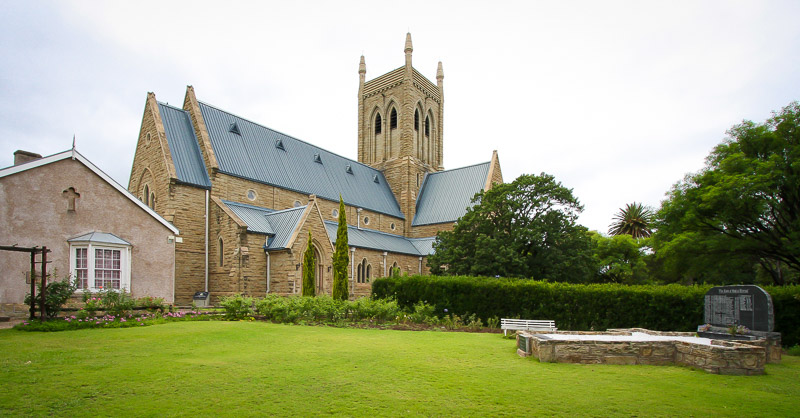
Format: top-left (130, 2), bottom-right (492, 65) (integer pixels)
top-left (609, 202), bottom-right (653, 238)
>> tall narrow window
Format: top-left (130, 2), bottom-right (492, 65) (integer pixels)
top-left (390, 108), bottom-right (398, 129)
top-left (414, 110), bottom-right (419, 131)
top-left (95, 249), bottom-right (121, 290)
top-left (374, 114), bottom-right (382, 135)
top-left (143, 185), bottom-right (150, 206)
top-left (150, 192), bottom-right (155, 209)
top-left (219, 238), bottom-right (224, 267)
top-left (425, 116), bottom-right (430, 137)
top-left (75, 248), bottom-right (88, 289)
top-left (366, 264), bottom-right (371, 281)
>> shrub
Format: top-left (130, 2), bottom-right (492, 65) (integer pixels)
top-left (98, 289), bottom-right (136, 316)
top-left (350, 297), bottom-right (400, 321)
top-left (24, 277), bottom-right (78, 318)
top-left (219, 294), bottom-right (254, 320)
top-left (372, 275), bottom-right (800, 346)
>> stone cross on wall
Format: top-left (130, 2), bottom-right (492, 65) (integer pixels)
top-left (62, 187), bottom-right (80, 211)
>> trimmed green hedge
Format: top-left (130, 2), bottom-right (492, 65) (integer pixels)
top-left (372, 275), bottom-right (800, 346)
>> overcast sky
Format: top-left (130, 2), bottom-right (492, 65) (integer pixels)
top-left (1, 1), bottom-right (799, 233)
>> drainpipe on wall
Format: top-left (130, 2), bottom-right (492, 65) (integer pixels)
top-left (265, 249), bottom-right (271, 294)
top-left (357, 208), bottom-right (363, 229)
top-left (418, 257), bottom-right (423, 275)
top-left (204, 189), bottom-right (209, 293)
top-left (383, 252), bottom-right (387, 277)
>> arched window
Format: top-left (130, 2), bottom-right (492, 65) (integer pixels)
top-left (358, 258), bottom-right (368, 283)
top-left (374, 113), bottom-right (382, 135)
top-left (143, 185), bottom-right (150, 206)
top-left (391, 262), bottom-right (399, 277)
top-left (150, 192), bottom-right (155, 209)
top-left (218, 238), bottom-right (224, 267)
top-left (366, 264), bottom-right (371, 282)
top-left (425, 115), bottom-right (430, 137)
top-left (414, 110), bottom-right (419, 131)
top-left (390, 108), bottom-right (398, 130)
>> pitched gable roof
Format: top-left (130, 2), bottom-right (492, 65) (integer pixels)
top-left (412, 161), bottom-right (490, 226)
top-left (195, 101), bottom-right (404, 218)
top-left (218, 200), bottom-right (306, 250)
top-left (157, 102), bottom-right (212, 189)
top-left (0, 149), bottom-right (179, 234)
top-left (324, 221), bottom-right (436, 256)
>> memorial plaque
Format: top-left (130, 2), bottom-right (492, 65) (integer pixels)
top-left (703, 285), bottom-right (774, 332)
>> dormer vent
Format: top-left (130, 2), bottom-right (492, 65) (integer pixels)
top-left (228, 122), bottom-right (241, 135)
top-left (275, 139), bottom-right (285, 150)
top-left (345, 165), bottom-right (353, 174)
top-left (373, 174), bottom-right (379, 184)
top-left (314, 153), bottom-right (322, 164)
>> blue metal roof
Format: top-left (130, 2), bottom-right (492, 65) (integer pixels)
top-left (68, 232), bottom-right (131, 246)
top-left (198, 101), bottom-right (404, 218)
top-left (412, 162), bottom-right (490, 226)
top-left (221, 200), bottom-right (275, 235)
top-left (157, 103), bottom-right (212, 189)
top-left (263, 206), bottom-right (306, 250)
top-left (409, 237), bottom-right (437, 256)
top-left (218, 200), bottom-right (306, 250)
top-left (324, 221), bottom-right (435, 256)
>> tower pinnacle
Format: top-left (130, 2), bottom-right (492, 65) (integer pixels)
top-left (404, 32), bottom-right (413, 53)
top-left (436, 61), bottom-right (444, 82)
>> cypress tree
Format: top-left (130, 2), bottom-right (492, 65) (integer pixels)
top-left (302, 231), bottom-right (316, 297)
top-left (332, 196), bottom-right (350, 300)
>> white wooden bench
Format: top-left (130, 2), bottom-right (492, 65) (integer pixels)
top-left (501, 318), bottom-right (557, 336)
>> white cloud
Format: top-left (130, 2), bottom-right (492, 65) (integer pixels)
top-left (1, 0), bottom-right (799, 232)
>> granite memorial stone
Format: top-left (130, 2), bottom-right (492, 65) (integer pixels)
top-left (703, 285), bottom-right (774, 332)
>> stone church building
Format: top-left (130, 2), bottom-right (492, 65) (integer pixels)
top-left (128, 34), bottom-right (503, 304)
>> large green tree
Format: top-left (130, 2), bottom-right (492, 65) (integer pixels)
top-left (302, 231), bottom-right (316, 296)
top-left (428, 173), bottom-right (595, 282)
top-left (332, 196), bottom-right (349, 300)
top-left (589, 232), bottom-right (649, 284)
top-left (652, 101), bottom-right (800, 285)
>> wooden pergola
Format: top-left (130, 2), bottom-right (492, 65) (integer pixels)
top-left (0, 245), bottom-right (51, 321)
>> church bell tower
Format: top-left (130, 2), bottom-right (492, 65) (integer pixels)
top-left (357, 33), bottom-right (444, 231)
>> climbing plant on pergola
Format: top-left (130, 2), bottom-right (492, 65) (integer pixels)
top-left (0, 245), bottom-right (51, 321)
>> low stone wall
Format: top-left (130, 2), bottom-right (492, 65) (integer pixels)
top-left (518, 329), bottom-right (777, 375)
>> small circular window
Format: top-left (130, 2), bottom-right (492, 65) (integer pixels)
top-left (332, 209), bottom-right (339, 218)
top-left (293, 200), bottom-right (302, 208)
top-left (247, 189), bottom-right (257, 201)
top-left (363, 216), bottom-right (370, 225)
top-left (390, 223), bottom-right (396, 230)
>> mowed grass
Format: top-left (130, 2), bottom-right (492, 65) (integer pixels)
top-left (1, 322), bottom-right (799, 417)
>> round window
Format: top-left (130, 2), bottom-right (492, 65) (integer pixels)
top-left (363, 216), bottom-right (370, 225)
top-left (332, 209), bottom-right (339, 218)
top-left (390, 223), bottom-right (395, 230)
top-left (247, 190), bottom-right (257, 201)
top-left (293, 200), bottom-right (302, 208)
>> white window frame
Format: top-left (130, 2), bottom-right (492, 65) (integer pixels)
top-left (69, 242), bottom-right (132, 292)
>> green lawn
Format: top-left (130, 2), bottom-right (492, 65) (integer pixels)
top-left (1, 322), bottom-right (799, 417)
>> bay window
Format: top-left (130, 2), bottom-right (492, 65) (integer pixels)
top-left (68, 232), bottom-right (132, 292)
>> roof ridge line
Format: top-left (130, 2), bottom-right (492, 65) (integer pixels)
top-left (431, 160), bottom-right (491, 174)
top-left (264, 205), bottom-right (308, 215)
top-left (197, 100), bottom-right (384, 173)
top-left (157, 101), bottom-right (188, 112)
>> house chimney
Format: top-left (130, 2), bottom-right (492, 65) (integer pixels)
top-left (14, 150), bottom-right (42, 166)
